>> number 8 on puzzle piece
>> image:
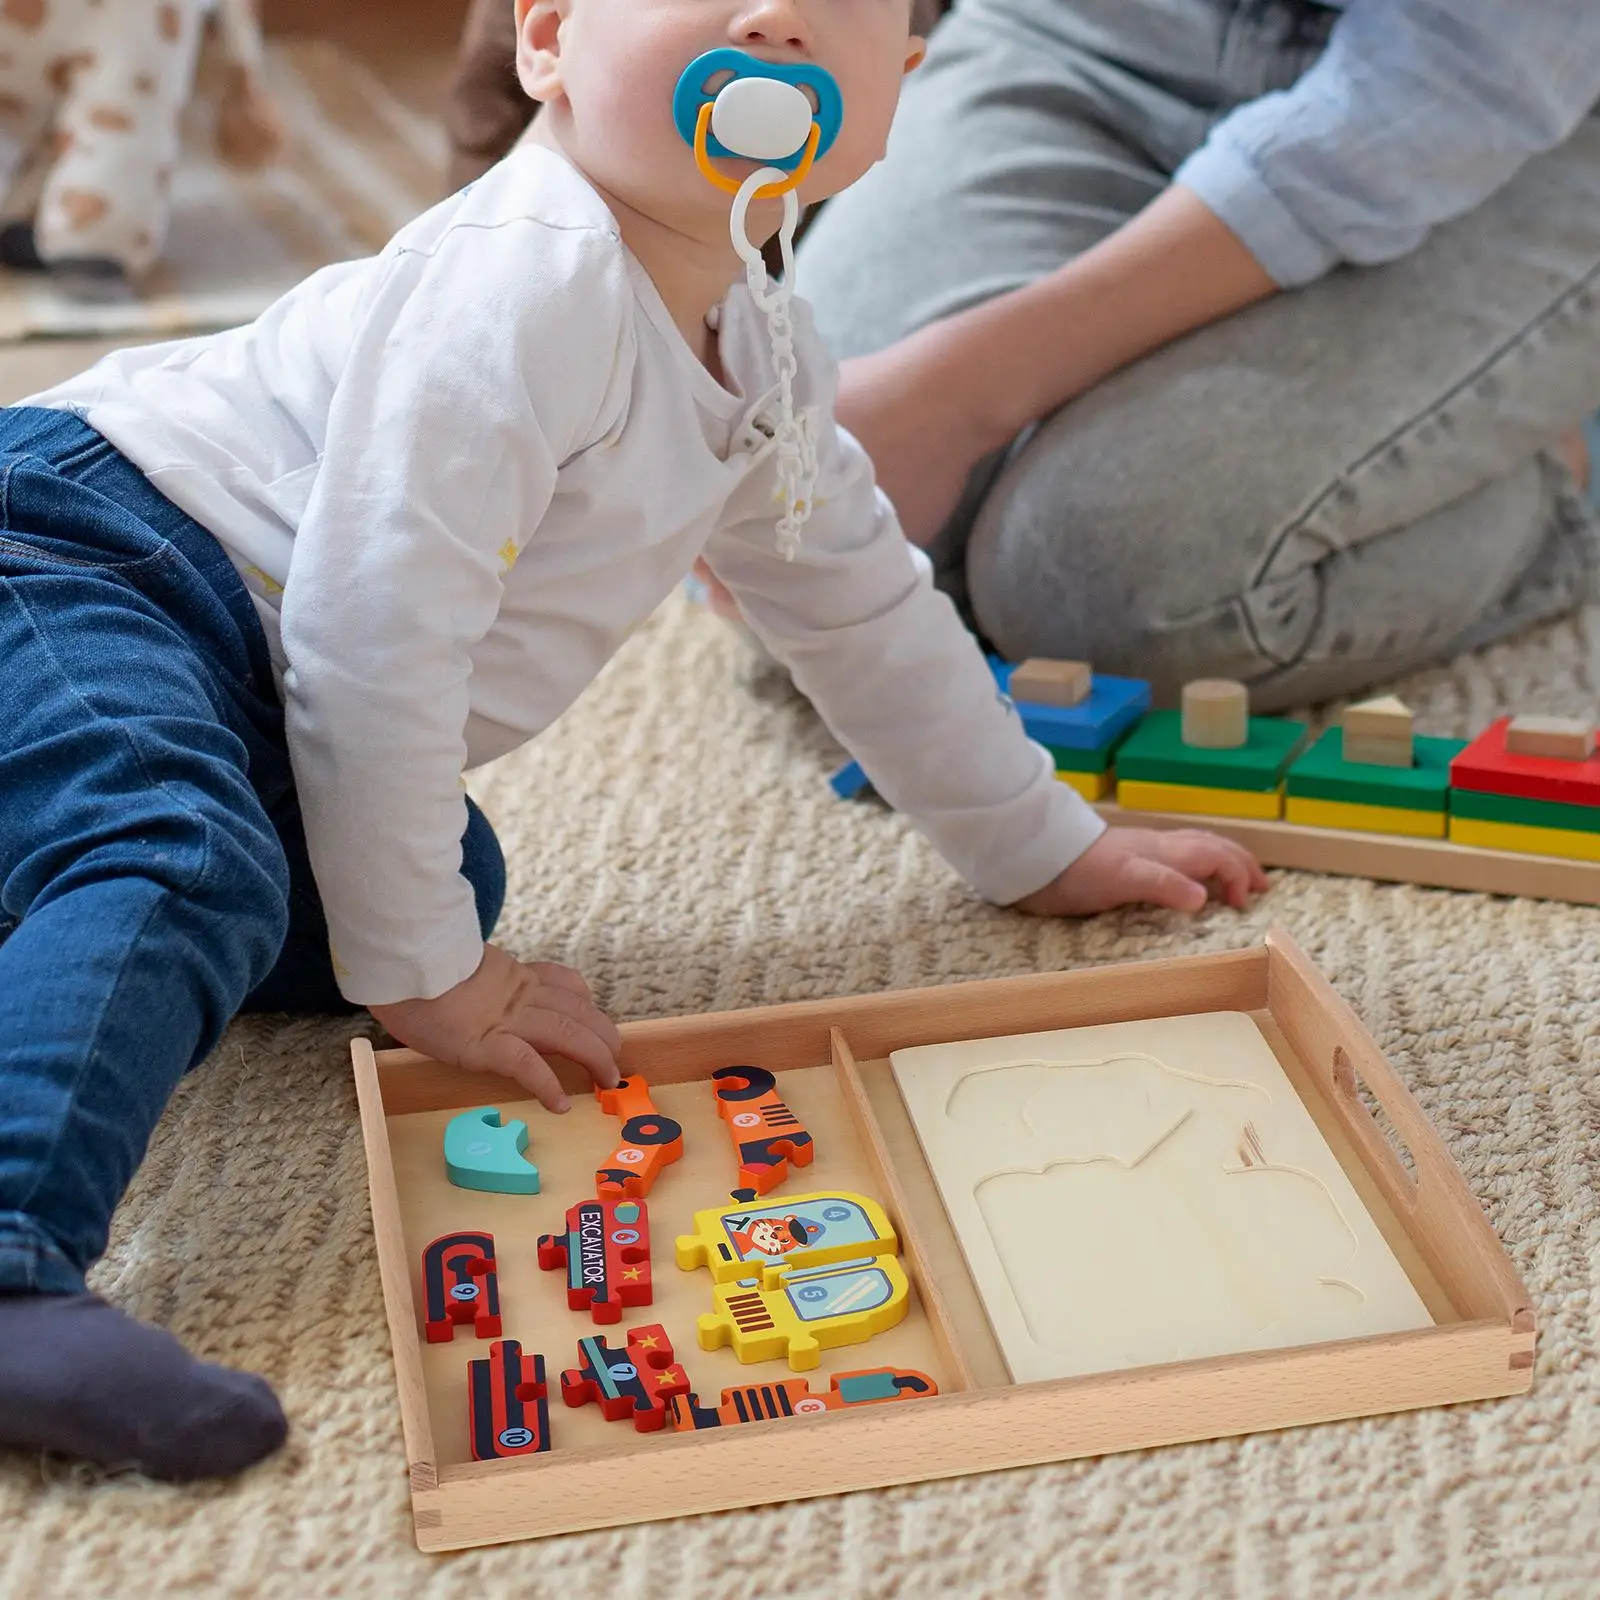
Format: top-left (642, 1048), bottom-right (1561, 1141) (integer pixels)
top-left (675, 1191), bottom-right (897, 1285)
top-left (698, 1255), bottom-right (912, 1370)
top-left (444, 1106), bottom-right (540, 1195)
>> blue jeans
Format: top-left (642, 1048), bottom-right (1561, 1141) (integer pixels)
top-left (0, 408), bottom-right (506, 1295)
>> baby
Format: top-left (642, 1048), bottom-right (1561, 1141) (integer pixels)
top-left (0, 0), bottom-right (1263, 1481)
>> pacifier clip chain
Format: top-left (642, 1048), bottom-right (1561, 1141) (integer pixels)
top-left (674, 49), bottom-right (844, 561)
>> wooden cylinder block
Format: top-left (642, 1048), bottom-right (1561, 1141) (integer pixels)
top-left (1181, 679), bottom-right (1249, 749)
top-left (1504, 714), bottom-right (1596, 762)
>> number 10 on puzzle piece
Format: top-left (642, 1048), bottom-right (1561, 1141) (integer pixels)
top-left (675, 1191), bottom-right (898, 1285)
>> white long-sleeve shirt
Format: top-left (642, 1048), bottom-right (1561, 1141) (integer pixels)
top-left (27, 145), bottom-right (1102, 1003)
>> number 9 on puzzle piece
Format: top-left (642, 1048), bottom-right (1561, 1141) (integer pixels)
top-left (675, 1191), bottom-right (897, 1286)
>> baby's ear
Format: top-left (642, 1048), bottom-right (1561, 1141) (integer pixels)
top-left (517, 0), bottom-right (565, 104)
top-left (904, 42), bottom-right (927, 75)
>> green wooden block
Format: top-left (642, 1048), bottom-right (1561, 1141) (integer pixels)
top-left (1448, 786), bottom-right (1600, 834)
top-left (1042, 741), bottom-right (1114, 774)
top-left (1113, 710), bottom-right (1309, 792)
top-left (1286, 729), bottom-right (1466, 812)
top-left (445, 1106), bottom-right (540, 1195)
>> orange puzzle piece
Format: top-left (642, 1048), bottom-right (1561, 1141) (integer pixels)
top-left (712, 1064), bottom-right (815, 1196)
top-left (595, 1075), bottom-right (684, 1199)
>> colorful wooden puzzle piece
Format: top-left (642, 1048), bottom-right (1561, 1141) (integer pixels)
top-left (595, 1075), bottom-right (684, 1199)
top-left (421, 1230), bottom-right (502, 1344)
top-left (559, 1324), bottom-right (690, 1432)
top-left (676, 1191), bottom-right (898, 1286)
top-left (1449, 814), bottom-right (1600, 862)
top-left (1284, 729), bottom-right (1466, 839)
top-left (1114, 708), bottom-right (1308, 798)
top-left (1116, 778), bottom-right (1284, 820)
top-left (444, 1106), bottom-right (540, 1195)
top-left (669, 1366), bottom-right (937, 1430)
top-left (697, 1255), bottom-right (912, 1370)
top-left (537, 1197), bottom-right (652, 1324)
top-left (995, 658), bottom-right (1152, 751)
top-left (468, 1340), bottom-right (552, 1459)
top-left (713, 1065), bottom-right (815, 1196)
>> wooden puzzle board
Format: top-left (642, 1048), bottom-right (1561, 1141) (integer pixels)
top-left (891, 1011), bottom-right (1435, 1384)
top-left (387, 1065), bottom-right (952, 1463)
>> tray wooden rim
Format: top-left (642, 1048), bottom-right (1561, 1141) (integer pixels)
top-left (352, 929), bottom-right (1535, 1551)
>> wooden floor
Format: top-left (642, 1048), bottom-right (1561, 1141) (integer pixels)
top-left (0, 0), bottom-right (471, 402)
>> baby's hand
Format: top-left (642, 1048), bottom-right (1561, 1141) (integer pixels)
top-left (369, 944), bottom-right (622, 1113)
top-left (1012, 827), bottom-right (1268, 917)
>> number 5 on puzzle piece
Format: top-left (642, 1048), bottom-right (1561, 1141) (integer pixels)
top-left (444, 1106), bottom-right (540, 1195)
top-left (670, 1365), bottom-right (937, 1430)
top-left (469, 1340), bottom-right (552, 1459)
top-left (675, 1191), bottom-right (897, 1285)
top-left (537, 1197), bottom-right (652, 1324)
top-left (559, 1324), bottom-right (690, 1433)
top-left (421, 1230), bottom-right (502, 1344)
top-left (595, 1076), bottom-right (684, 1199)
top-left (698, 1255), bottom-right (911, 1371)
top-left (712, 1065), bottom-right (815, 1196)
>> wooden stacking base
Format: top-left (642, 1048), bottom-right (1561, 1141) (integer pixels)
top-left (1095, 801), bottom-right (1600, 906)
top-left (354, 932), bottom-right (1532, 1550)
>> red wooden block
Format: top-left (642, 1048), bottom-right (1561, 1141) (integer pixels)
top-left (1450, 718), bottom-right (1600, 808)
top-left (595, 1076), bottom-right (685, 1199)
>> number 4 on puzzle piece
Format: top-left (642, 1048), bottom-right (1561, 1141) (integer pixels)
top-left (675, 1191), bottom-right (897, 1285)
top-left (559, 1324), bottom-right (690, 1432)
top-left (444, 1106), bottom-right (540, 1195)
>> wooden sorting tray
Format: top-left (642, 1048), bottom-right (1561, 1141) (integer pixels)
top-left (353, 930), bottom-right (1534, 1551)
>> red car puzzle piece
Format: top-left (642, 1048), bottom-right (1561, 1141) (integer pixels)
top-left (421, 1230), bottom-right (502, 1344)
top-left (536, 1196), bottom-right (652, 1324)
top-left (468, 1340), bottom-right (552, 1459)
top-left (559, 1324), bottom-right (690, 1433)
top-left (712, 1065), bottom-right (815, 1197)
top-left (595, 1076), bottom-right (684, 1199)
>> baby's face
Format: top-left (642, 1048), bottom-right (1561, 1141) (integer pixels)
top-left (517, 0), bottom-right (923, 231)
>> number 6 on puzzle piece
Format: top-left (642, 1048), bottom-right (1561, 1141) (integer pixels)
top-left (675, 1191), bottom-right (897, 1285)
top-left (595, 1076), bottom-right (684, 1199)
top-left (444, 1106), bottom-right (540, 1195)
top-left (698, 1255), bottom-right (912, 1370)
top-left (537, 1197), bottom-right (652, 1324)
top-left (712, 1065), bottom-right (815, 1196)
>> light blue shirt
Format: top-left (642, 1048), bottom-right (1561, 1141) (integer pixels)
top-left (1176, 0), bottom-right (1600, 287)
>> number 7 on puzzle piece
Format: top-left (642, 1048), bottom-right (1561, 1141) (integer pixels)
top-left (675, 1191), bottom-right (897, 1285)
top-left (595, 1076), bottom-right (684, 1199)
top-left (559, 1324), bottom-right (691, 1433)
top-left (712, 1065), bottom-right (815, 1196)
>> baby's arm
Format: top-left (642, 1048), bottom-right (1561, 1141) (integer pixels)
top-left (277, 214), bottom-right (630, 1089)
top-left (702, 360), bottom-right (1262, 914)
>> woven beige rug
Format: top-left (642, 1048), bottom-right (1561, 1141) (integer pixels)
top-left (1, 592), bottom-right (1597, 1598)
top-left (0, 38), bottom-right (442, 343)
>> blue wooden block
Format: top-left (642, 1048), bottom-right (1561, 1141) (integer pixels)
top-left (830, 759), bottom-right (871, 799)
top-left (445, 1107), bottom-right (540, 1195)
top-left (991, 657), bottom-right (1151, 751)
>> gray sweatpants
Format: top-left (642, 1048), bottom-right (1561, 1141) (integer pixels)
top-left (796, 0), bottom-right (1600, 710)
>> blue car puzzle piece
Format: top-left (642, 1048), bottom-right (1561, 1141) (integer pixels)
top-left (444, 1107), bottom-right (540, 1196)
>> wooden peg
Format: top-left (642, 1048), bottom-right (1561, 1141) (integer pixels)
top-left (1009, 658), bottom-right (1091, 708)
top-left (1504, 714), bottom-right (1596, 762)
top-left (1181, 680), bottom-right (1249, 749)
top-left (1342, 696), bottom-right (1414, 768)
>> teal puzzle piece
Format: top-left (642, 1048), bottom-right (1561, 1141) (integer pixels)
top-left (445, 1107), bottom-right (540, 1195)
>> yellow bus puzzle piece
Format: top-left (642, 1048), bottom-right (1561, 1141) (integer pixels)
top-left (1284, 795), bottom-right (1447, 839)
top-left (676, 1191), bottom-right (897, 1286)
top-left (1448, 814), bottom-right (1600, 862)
top-left (696, 1255), bottom-right (912, 1371)
top-left (1116, 778), bottom-right (1283, 821)
top-left (1057, 769), bottom-right (1113, 802)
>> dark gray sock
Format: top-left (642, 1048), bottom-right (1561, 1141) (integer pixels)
top-left (0, 1292), bottom-right (288, 1481)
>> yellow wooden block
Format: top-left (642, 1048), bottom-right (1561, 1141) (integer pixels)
top-left (697, 1255), bottom-right (911, 1371)
top-left (1057, 768), bottom-right (1113, 802)
top-left (1448, 814), bottom-right (1600, 862)
top-left (1284, 796), bottom-right (1446, 840)
top-left (1116, 778), bottom-right (1283, 820)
